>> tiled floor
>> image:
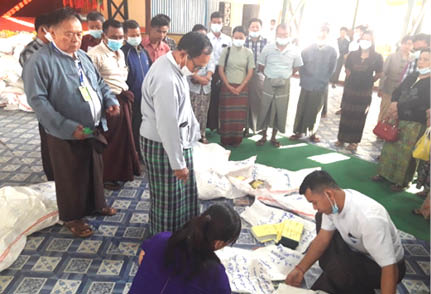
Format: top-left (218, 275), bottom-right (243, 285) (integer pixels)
top-left (0, 80), bottom-right (429, 294)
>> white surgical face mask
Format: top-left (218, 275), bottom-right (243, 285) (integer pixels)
top-left (249, 31), bottom-right (261, 38)
top-left (359, 39), bottom-right (372, 50)
top-left (43, 28), bottom-right (53, 42)
top-left (211, 23), bottom-right (222, 33)
top-left (232, 39), bottom-right (245, 47)
top-left (417, 67), bottom-right (431, 75)
top-left (324, 193), bottom-right (339, 214)
top-left (276, 37), bottom-right (290, 46)
top-left (127, 36), bottom-right (142, 47)
top-left (181, 62), bottom-right (194, 76)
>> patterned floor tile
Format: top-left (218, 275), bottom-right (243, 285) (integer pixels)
top-left (64, 258), bottom-right (92, 274)
top-left (97, 260), bottom-right (124, 276)
top-left (0, 276), bottom-right (13, 293)
top-left (31, 256), bottom-right (62, 272)
top-left (50, 279), bottom-right (81, 294)
top-left (123, 227), bottom-right (146, 239)
top-left (106, 242), bottom-right (140, 256)
top-left (118, 189), bottom-right (137, 198)
top-left (402, 279), bottom-right (430, 294)
top-left (129, 213), bottom-right (148, 224)
top-left (96, 225), bottom-right (119, 237)
top-left (14, 277), bottom-right (47, 294)
top-left (103, 212), bottom-right (125, 223)
top-left (416, 261), bottom-right (430, 276)
top-left (46, 238), bottom-right (73, 252)
top-left (8, 255), bottom-right (30, 270)
top-left (112, 200), bottom-right (131, 210)
top-left (135, 201), bottom-right (150, 211)
top-left (122, 282), bottom-right (132, 294)
top-left (76, 240), bottom-right (103, 254)
top-left (87, 282), bottom-right (115, 294)
top-left (404, 244), bottom-right (430, 257)
top-left (129, 262), bottom-right (138, 277)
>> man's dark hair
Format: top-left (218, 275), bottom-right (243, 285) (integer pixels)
top-left (50, 7), bottom-right (81, 27)
top-left (102, 19), bottom-right (123, 33)
top-left (210, 11), bottom-right (223, 20)
top-left (34, 13), bottom-right (52, 32)
top-left (232, 26), bottom-right (245, 35)
top-left (248, 18), bottom-right (262, 27)
top-left (123, 19), bottom-right (140, 34)
top-left (150, 14), bottom-right (170, 28)
top-left (177, 31), bottom-right (213, 58)
top-left (400, 35), bottom-right (412, 44)
top-left (86, 11), bottom-right (104, 23)
top-left (355, 24), bottom-right (367, 32)
top-left (299, 171), bottom-right (340, 195)
top-left (276, 23), bottom-right (290, 34)
top-left (340, 26), bottom-right (348, 32)
top-left (192, 24), bottom-right (207, 33)
top-left (413, 33), bottom-right (431, 46)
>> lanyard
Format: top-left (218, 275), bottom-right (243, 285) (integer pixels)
top-left (76, 59), bottom-right (85, 86)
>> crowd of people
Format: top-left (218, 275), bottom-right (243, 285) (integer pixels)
top-left (16, 5), bottom-right (430, 294)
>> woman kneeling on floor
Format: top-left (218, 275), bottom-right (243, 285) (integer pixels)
top-left (129, 204), bottom-right (241, 294)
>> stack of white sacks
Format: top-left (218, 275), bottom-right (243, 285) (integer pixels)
top-left (0, 32), bottom-right (34, 111)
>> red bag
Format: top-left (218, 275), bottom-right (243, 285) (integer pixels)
top-left (373, 120), bottom-right (399, 142)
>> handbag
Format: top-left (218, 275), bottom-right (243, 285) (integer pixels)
top-left (413, 128), bottom-right (431, 161)
top-left (373, 120), bottom-right (399, 142)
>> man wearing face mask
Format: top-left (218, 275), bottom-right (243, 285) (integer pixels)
top-left (286, 170), bottom-right (406, 294)
top-left (140, 32), bottom-right (212, 235)
top-left (256, 23), bottom-right (303, 148)
top-left (244, 18), bottom-right (267, 135)
top-left (400, 33), bottom-right (430, 82)
top-left (121, 20), bottom-right (152, 162)
top-left (23, 8), bottom-right (120, 237)
top-left (206, 11), bottom-right (232, 131)
top-left (88, 19), bottom-right (141, 190)
top-left (80, 11), bottom-right (104, 52)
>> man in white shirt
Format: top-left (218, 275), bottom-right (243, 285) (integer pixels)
top-left (206, 11), bottom-right (232, 131)
top-left (88, 19), bottom-right (141, 190)
top-left (286, 170), bottom-right (406, 294)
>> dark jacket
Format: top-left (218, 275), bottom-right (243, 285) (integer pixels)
top-left (392, 72), bottom-right (430, 124)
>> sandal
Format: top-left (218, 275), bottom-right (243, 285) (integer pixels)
top-left (412, 208), bottom-right (422, 216)
top-left (256, 137), bottom-right (267, 146)
top-left (199, 138), bottom-right (209, 144)
top-left (100, 207), bottom-right (117, 216)
top-left (371, 175), bottom-right (384, 182)
top-left (390, 184), bottom-right (405, 192)
top-left (346, 143), bottom-right (358, 151)
top-left (270, 139), bottom-right (281, 148)
top-left (65, 220), bottom-right (93, 238)
top-left (309, 135), bottom-right (320, 143)
top-left (104, 181), bottom-right (124, 191)
top-left (289, 134), bottom-right (302, 141)
top-left (334, 141), bottom-right (344, 147)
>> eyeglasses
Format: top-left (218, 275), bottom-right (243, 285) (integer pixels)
top-left (189, 56), bottom-right (203, 71)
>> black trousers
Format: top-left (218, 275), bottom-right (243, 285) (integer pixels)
top-left (206, 66), bottom-right (221, 131)
top-left (312, 213), bottom-right (406, 294)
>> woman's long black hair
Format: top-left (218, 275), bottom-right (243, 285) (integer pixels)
top-left (163, 204), bottom-right (241, 280)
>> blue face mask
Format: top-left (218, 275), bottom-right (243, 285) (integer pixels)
top-left (325, 193), bottom-right (339, 214)
top-left (107, 38), bottom-right (124, 51)
top-left (89, 29), bottom-right (102, 39)
top-left (417, 67), bottom-right (430, 75)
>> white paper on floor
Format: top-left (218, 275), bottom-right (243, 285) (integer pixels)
top-left (307, 152), bottom-right (350, 164)
top-left (274, 284), bottom-right (328, 294)
top-left (0, 182), bottom-right (59, 271)
top-left (240, 200), bottom-right (316, 254)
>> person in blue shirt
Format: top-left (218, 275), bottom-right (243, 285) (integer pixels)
top-left (129, 204), bottom-right (241, 294)
top-left (121, 20), bottom-right (151, 161)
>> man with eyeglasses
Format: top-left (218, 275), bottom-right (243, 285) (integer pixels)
top-left (22, 7), bottom-right (120, 238)
top-left (88, 19), bottom-right (141, 191)
top-left (140, 32), bottom-right (213, 236)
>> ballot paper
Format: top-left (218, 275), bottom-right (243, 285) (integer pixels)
top-left (307, 152), bottom-right (350, 164)
top-left (241, 200), bottom-right (316, 253)
top-left (217, 245), bottom-right (304, 293)
top-left (274, 284), bottom-right (329, 294)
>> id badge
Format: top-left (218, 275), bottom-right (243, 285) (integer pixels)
top-left (79, 86), bottom-right (92, 102)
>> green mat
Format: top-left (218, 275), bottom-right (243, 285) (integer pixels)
top-left (206, 132), bottom-right (430, 240)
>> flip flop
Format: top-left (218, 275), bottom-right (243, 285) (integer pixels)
top-left (256, 137), bottom-right (267, 146)
top-left (65, 220), bottom-right (93, 238)
top-left (270, 140), bottom-right (281, 148)
top-left (100, 207), bottom-right (117, 216)
top-left (346, 143), bottom-right (358, 151)
top-left (289, 134), bottom-right (302, 140)
top-left (309, 136), bottom-right (320, 143)
top-left (371, 175), bottom-right (384, 182)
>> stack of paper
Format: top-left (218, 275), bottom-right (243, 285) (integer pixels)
top-left (251, 219), bottom-right (304, 249)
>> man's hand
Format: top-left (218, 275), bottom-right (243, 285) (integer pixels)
top-left (285, 266), bottom-right (304, 287)
top-left (228, 85), bottom-right (240, 95)
top-left (174, 167), bottom-right (189, 183)
top-left (73, 125), bottom-right (88, 140)
top-left (106, 105), bottom-right (120, 117)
